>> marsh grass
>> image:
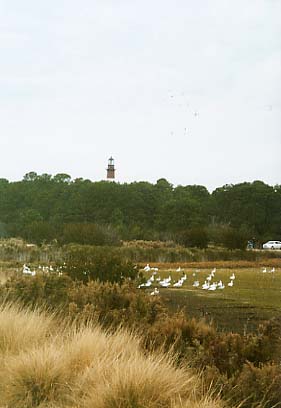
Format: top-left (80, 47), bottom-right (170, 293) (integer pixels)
top-left (0, 304), bottom-right (222, 408)
top-left (0, 302), bottom-right (55, 356)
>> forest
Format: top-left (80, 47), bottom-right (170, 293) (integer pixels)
top-left (0, 171), bottom-right (280, 247)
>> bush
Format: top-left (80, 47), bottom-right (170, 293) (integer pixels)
top-left (61, 223), bottom-right (121, 246)
top-left (144, 312), bottom-right (217, 365)
top-left (67, 280), bottom-right (166, 327)
top-left (177, 228), bottom-right (209, 249)
top-left (1, 275), bottom-right (166, 329)
top-left (64, 246), bottom-right (137, 283)
top-left (221, 227), bottom-right (248, 250)
top-left (20, 221), bottom-right (57, 245)
top-left (1, 274), bottom-right (73, 308)
top-left (229, 362), bottom-right (281, 408)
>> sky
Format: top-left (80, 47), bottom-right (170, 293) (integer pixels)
top-left (0, 0), bottom-right (280, 191)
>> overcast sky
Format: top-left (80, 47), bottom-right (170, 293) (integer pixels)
top-left (0, 0), bottom-right (280, 191)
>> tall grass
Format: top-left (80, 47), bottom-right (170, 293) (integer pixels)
top-left (0, 303), bottom-right (224, 408)
top-left (0, 302), bottom-right (54, 356)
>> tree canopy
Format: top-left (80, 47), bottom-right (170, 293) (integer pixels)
top-left (0, 173), bottom-right (280, 246)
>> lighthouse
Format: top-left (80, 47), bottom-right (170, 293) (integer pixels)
top-left (106, 156), bottom-right (115, 180)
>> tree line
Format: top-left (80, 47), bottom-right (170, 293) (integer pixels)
top-left (0, 172), bottom-right (280, 248)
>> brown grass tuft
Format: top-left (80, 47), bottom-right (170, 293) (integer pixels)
top-left (0, 304), bottom-right (224, 408)
top-left (0, 302), bottom-right (54, 356)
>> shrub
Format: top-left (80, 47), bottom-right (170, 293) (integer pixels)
top-left (63, 246), bottom-right (137, 283)
top-left (144, 313), bottom-right (216, 362)
top-left (61, 223), bottom-right (121, 246)
top-left (177, 228), bottom-right (209, 249)
top-left (1, 274), bottom-right (73, 308)
top-left (229, 361), bottom-right (281, 408)
top-left (206, 332), bottom-right (245, 376)
top-left (221, 227), bottom-right (248, 250)
top-left (1, 275), bottom-right (166, 329)
top-left (67, 280), bottom-right (166, 327)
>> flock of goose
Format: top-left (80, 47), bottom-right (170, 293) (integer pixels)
top-left (139, 264), bottom-right (238, 295)
top-left (139, 264), bottom-right (278, 296)
top-left (22, 264), bottom-right (64, 276)
top-left (199, 268), bottom-right (235, 291)
top-left (262, 267), bottom-right (275, 273)
top-left (21, 263), bottom-right (278, 297)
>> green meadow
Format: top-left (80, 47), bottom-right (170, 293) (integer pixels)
top-left (142, 265), bottom-right (281, 333)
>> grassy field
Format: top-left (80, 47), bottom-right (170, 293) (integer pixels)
top-left (141, 264), bottom-right (281, 333)
top-left (1, 258), bottom-right (281, 334)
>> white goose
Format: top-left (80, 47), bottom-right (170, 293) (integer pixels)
top-left (173, 279), bottom-right (183, 287)
top-left (208, 282), bottom-right (217, 291)
top-left (217, 280), bottom-right (225, 289)
top-left (159, 281), bottom-right (171, 287)
top-left (202, 281), bottom-right (210, 290)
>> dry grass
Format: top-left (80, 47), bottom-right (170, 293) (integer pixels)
top-left (0, 302), bottom-right (54, 356)
top-left (0, 303), bottom-right (224, 408)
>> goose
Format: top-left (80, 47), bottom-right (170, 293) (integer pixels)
top-left (138, 279), bottom-right (152, 288)
top-left (217, 280), bottom-right (225, 289)
top-left (202, 281), bottom-right (210, 290)
top-left (144, 264), bottom-right (151, 272)
top-left (208, 282), bottom-right (217, 291)
top-left (270, 267), bottom-right (275, 273)
top-left (22, 264), bottom-right (32, 275)
top-left (193, 280), bottom-right (200, 287)
top-left (159, 281), bottom-right (171, 287)
top-left (173, 279), bottom-right (183, 287)
top-left (150, 288), bottom-right (159, 296)
top-left (181, 274), bottom-right (187, 281)
top-left (176, 267), bottom-right (181, 272)
top-left (230, 273), bottom-right (235, 280)
top-left (262, 267), bottom-right (267, 273)
top-left (228, 280), bottom-right (234, 287)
